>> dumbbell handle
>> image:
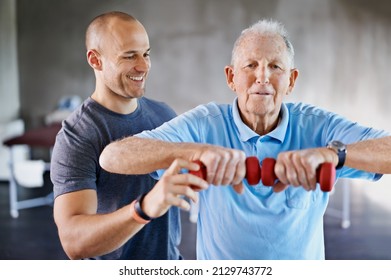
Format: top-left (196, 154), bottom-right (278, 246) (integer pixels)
top-left (190, 157), bottom-right (336, 192)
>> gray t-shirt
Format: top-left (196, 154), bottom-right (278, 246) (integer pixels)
top-left (50, 97), bottom-right (181, 259)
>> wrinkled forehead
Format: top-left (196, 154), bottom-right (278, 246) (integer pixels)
top-left (234, 33), bottom-right (291, 66)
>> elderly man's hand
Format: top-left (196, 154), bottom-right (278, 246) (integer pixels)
top-left (273, 147), bottom-right (338, 192)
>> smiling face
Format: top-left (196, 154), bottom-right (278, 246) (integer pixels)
top-left (86, 15), bottom-right (151, 114)
top-left (98, 18), bottom-right (151, 99)
top-left (225, 32), bottom-right (298, 134)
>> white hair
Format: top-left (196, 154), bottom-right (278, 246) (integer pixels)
top-left (231, 19), bottom-right (295, 67)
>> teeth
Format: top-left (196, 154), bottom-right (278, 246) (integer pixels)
top-left (128, 76), bottom-right (143, 81)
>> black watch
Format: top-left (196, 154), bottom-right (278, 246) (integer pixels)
top-left (327, 140), bottom-right (347, 169)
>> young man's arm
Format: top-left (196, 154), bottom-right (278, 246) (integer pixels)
top-left (54, 159), bottom-right (208, 260)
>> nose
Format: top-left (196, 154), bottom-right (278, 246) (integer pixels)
top-left (135, 56), bottom-right (150, 72)
top-left (256, 66), bottom-right (269, 84)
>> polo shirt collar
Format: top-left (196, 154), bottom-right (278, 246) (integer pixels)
top-left (232, 98), bottom-right (289, 143)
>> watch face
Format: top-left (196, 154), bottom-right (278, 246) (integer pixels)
top-left (331, 140), bottom-right (345, 151)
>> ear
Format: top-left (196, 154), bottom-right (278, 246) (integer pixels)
top-left (224, 65), bottom-right (236, 92)
top-left (86, 49), bottom-right (102, 70)
top-left (286, 68), bottom-right (299, 95)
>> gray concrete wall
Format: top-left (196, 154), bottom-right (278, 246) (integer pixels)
top-left (9, 0), bottom-right (391, 133)
top-left (0, 0), bottom-right (19, 123)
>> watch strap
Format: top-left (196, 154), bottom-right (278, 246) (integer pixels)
top-left (335, 151), bottom-right (346, 170)
top-left (130, 193), bottom-right (153, 224)
top-left (327, 141), bottom-right (346, 170)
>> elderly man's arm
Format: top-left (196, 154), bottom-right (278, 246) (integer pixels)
top-left (100, 137), bottom-right (191, 174)
top-left (100, 136), bottom-right (247, 190)
top-left (274, 136), bottom-right (391, 192)
top-left (345, 136), bottom-right (391, 174)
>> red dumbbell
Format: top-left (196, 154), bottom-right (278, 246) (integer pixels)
top-left (190, 157), bottom-right (336, 192)
top-left (245, 157), bottom-right (277, 186)
top-left (245, 156), bottom-right (336, 192)
top-left (316, 162), bottom-right (336, 192)
top-left (189, 160), bottom-right (207, 191)
top-left (189, 157), bottom-right (275, 188)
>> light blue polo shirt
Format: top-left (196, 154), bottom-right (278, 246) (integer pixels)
top-left (137, 98), bottom-right (388, 259)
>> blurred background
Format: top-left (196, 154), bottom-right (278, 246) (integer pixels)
top-left (1, 0), bottom-right (391, 260)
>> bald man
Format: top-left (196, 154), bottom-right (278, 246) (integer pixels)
top-left (50, 11), bottom-right (207, 260)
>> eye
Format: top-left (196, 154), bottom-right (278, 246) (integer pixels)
top-left (245, 63), bottom-right (256, 69)
top-left (271, 64), bottom-right (281, 69)
top-left (144, 52), bottom-right (150, 58)
top-left (124, 54), bottom-right (136, 60)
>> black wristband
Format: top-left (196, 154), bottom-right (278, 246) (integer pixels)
top-left (134, 193), bottom-right (153, 221)
top-left (336, 152), bottom-right (346, 170)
